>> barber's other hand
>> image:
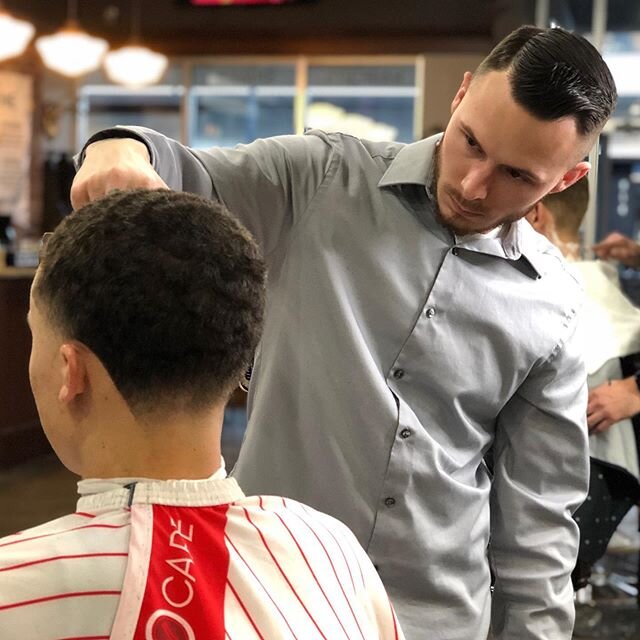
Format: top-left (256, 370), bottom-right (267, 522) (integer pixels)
top-left (586, 376), bottom-right (640, 434)
top-left (70, 138), bottom-right (168, 210)
top-left (592, 232), bottom-right (640, 268)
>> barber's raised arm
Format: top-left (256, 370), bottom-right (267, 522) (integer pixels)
top-left (73, 126), bottom-right (335, 256)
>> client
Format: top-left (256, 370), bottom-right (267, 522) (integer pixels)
top-left (0, 189), bottom-right (403, 640)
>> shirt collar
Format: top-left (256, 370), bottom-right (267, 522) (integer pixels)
top-left (378, 133), bottom-right (543, 279)
top-left (76, 457), bottom-right (245, 510)
top-left (378, 134), bottom-right (442, 189)
top-left (455, 220), bottom-right (545, 279)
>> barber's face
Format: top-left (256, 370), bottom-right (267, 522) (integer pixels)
top-left (436, 70), bottom-right (587, 235)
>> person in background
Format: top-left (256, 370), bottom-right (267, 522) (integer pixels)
top-left (70, 26), bottom-right (617, 640)
top-left (591, 231), bottom-right (640, 433)
top-left (594, 231), bottom-right (640, 268)
top-left (0, 189), bottom-right (403, 640)
top-left (527, 179), bottom-right (640, 588)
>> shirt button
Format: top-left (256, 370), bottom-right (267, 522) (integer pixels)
top-left (384, 497), bottom-right (396, 507)
top-left (425, 307), bottom-right (436, 318)
top-left (452, 247), bottom-right (459, 256)
top-left (400, 428), bottom-right (412, 439)
top-left (393, 368), bottom-right (405, 380)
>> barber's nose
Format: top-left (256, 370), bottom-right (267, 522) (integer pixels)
top-left (460, 164), bottom-right (489, 201)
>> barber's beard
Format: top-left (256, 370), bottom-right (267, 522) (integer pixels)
top-left (430, 142), bottom-right (536, 235)
top-left (430, 144), bottom-right (487, 234)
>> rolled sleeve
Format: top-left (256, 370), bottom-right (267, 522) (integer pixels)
top-left (490, 310), bottom-right (589, 639)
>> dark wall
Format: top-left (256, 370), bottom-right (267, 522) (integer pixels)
top-left (6, 0), bottom-right (536, 55)
top-left (0, 275), bottom-right (51, 467)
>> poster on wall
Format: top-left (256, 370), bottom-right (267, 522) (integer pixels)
top-left (0, 72), bottom-right (33, 229)
top-left (186, 1), bottom-right (309, 5)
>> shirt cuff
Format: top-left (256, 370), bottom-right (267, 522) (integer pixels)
top-left (74, 127), bottom-right (153, 170)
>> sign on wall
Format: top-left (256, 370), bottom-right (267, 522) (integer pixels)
top-left (0, 72), bottom-right (33, 229)
top-left (187, 1), bottom-right (305, 5)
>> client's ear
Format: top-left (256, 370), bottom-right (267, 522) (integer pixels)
top-left (527, 202), bottom-right (544, 232)
top-left (526, 202), bottom-right (555, 240)
top-left (58, 343), bottom-right (88, 404)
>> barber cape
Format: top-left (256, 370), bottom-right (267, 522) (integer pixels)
top-left (570, 259), bottom-right (640, 479)
top-left (570, 260), bottom-right (640, 375)
top-left (111, 477), bottom-right (240, 639)
top-left (0, 470), bottom-right (403, 640)
top-left (106, 477), bottom-right (403, 640)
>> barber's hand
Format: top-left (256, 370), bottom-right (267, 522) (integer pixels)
top-left (592, 232), bottom-right (640, 268)
top-left (70, 138), bottom-right (169, 210)
top-left (586, 376), bottom-right (640, 434)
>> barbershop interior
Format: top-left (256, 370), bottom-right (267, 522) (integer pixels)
top-left (2, 0), bottom-right (640, 638)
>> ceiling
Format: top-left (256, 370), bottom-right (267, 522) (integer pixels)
top-left (4, 0), bottom-right (522, 55)
top-left (8, 1), bottom-right (639, 57)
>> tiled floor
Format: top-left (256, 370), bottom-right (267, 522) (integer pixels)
top-left (1, 414), bottom-right (639, 639)
top-left (573, 544), bottom-right (640, 639)
top-left (574, 601), bottom-right (640, 638)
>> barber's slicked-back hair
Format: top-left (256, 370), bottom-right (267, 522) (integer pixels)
top-left (35, 189), bottom-right (265, 415)
top-left (542, 176), bottom-right (590, 237)
top-left (476, 25), bottom-right (617, 136)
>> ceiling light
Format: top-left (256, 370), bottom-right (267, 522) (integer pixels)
top-left (104, 45), bottom-right (168, 87)
top-left (35, 0), bottom-right (108, 77)
top-left (0, 5), bottom-right (35, 62)
top-left (103, 0), bottom-right (168, 87)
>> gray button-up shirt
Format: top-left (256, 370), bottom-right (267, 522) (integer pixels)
top-left (84, 128), bottom-right (589, 640)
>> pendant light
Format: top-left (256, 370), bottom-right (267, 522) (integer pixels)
top-left (0, 2), bottom-right (35, 62)
top-left (36, 0), bottom-right (108, 77)
top-left (103, 0), bottom-right (168, 87)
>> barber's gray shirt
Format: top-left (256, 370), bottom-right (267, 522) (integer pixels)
top-left (88, 128), bottom-right (589, 639)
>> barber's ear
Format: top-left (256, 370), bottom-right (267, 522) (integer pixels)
top-left (451, 72), bottom-right (473, 114)
top-left (58, 343), bottom-right (88, 404)
top-left (548, 161), bottom-right (590, 194)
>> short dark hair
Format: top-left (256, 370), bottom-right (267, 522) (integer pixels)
top-left (476, 26), bottom-right (617, 137)
top-left (542, 176), bottom-right (590, 237)
top-left (35, 189), bottom-right (265, 415)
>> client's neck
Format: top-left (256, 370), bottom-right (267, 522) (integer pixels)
top-left (554, 231), bottom-right (581, 261)
top-left (78, 402), bottom-right (225, 481)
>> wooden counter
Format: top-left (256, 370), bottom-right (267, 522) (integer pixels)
top-left (0, 267), bottom-right (37, 279)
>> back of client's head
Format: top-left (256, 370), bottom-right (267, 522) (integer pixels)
top-left (34, 188), bottom-right (265, 416)
top-left (541, 175), bottom-right (590, 239)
